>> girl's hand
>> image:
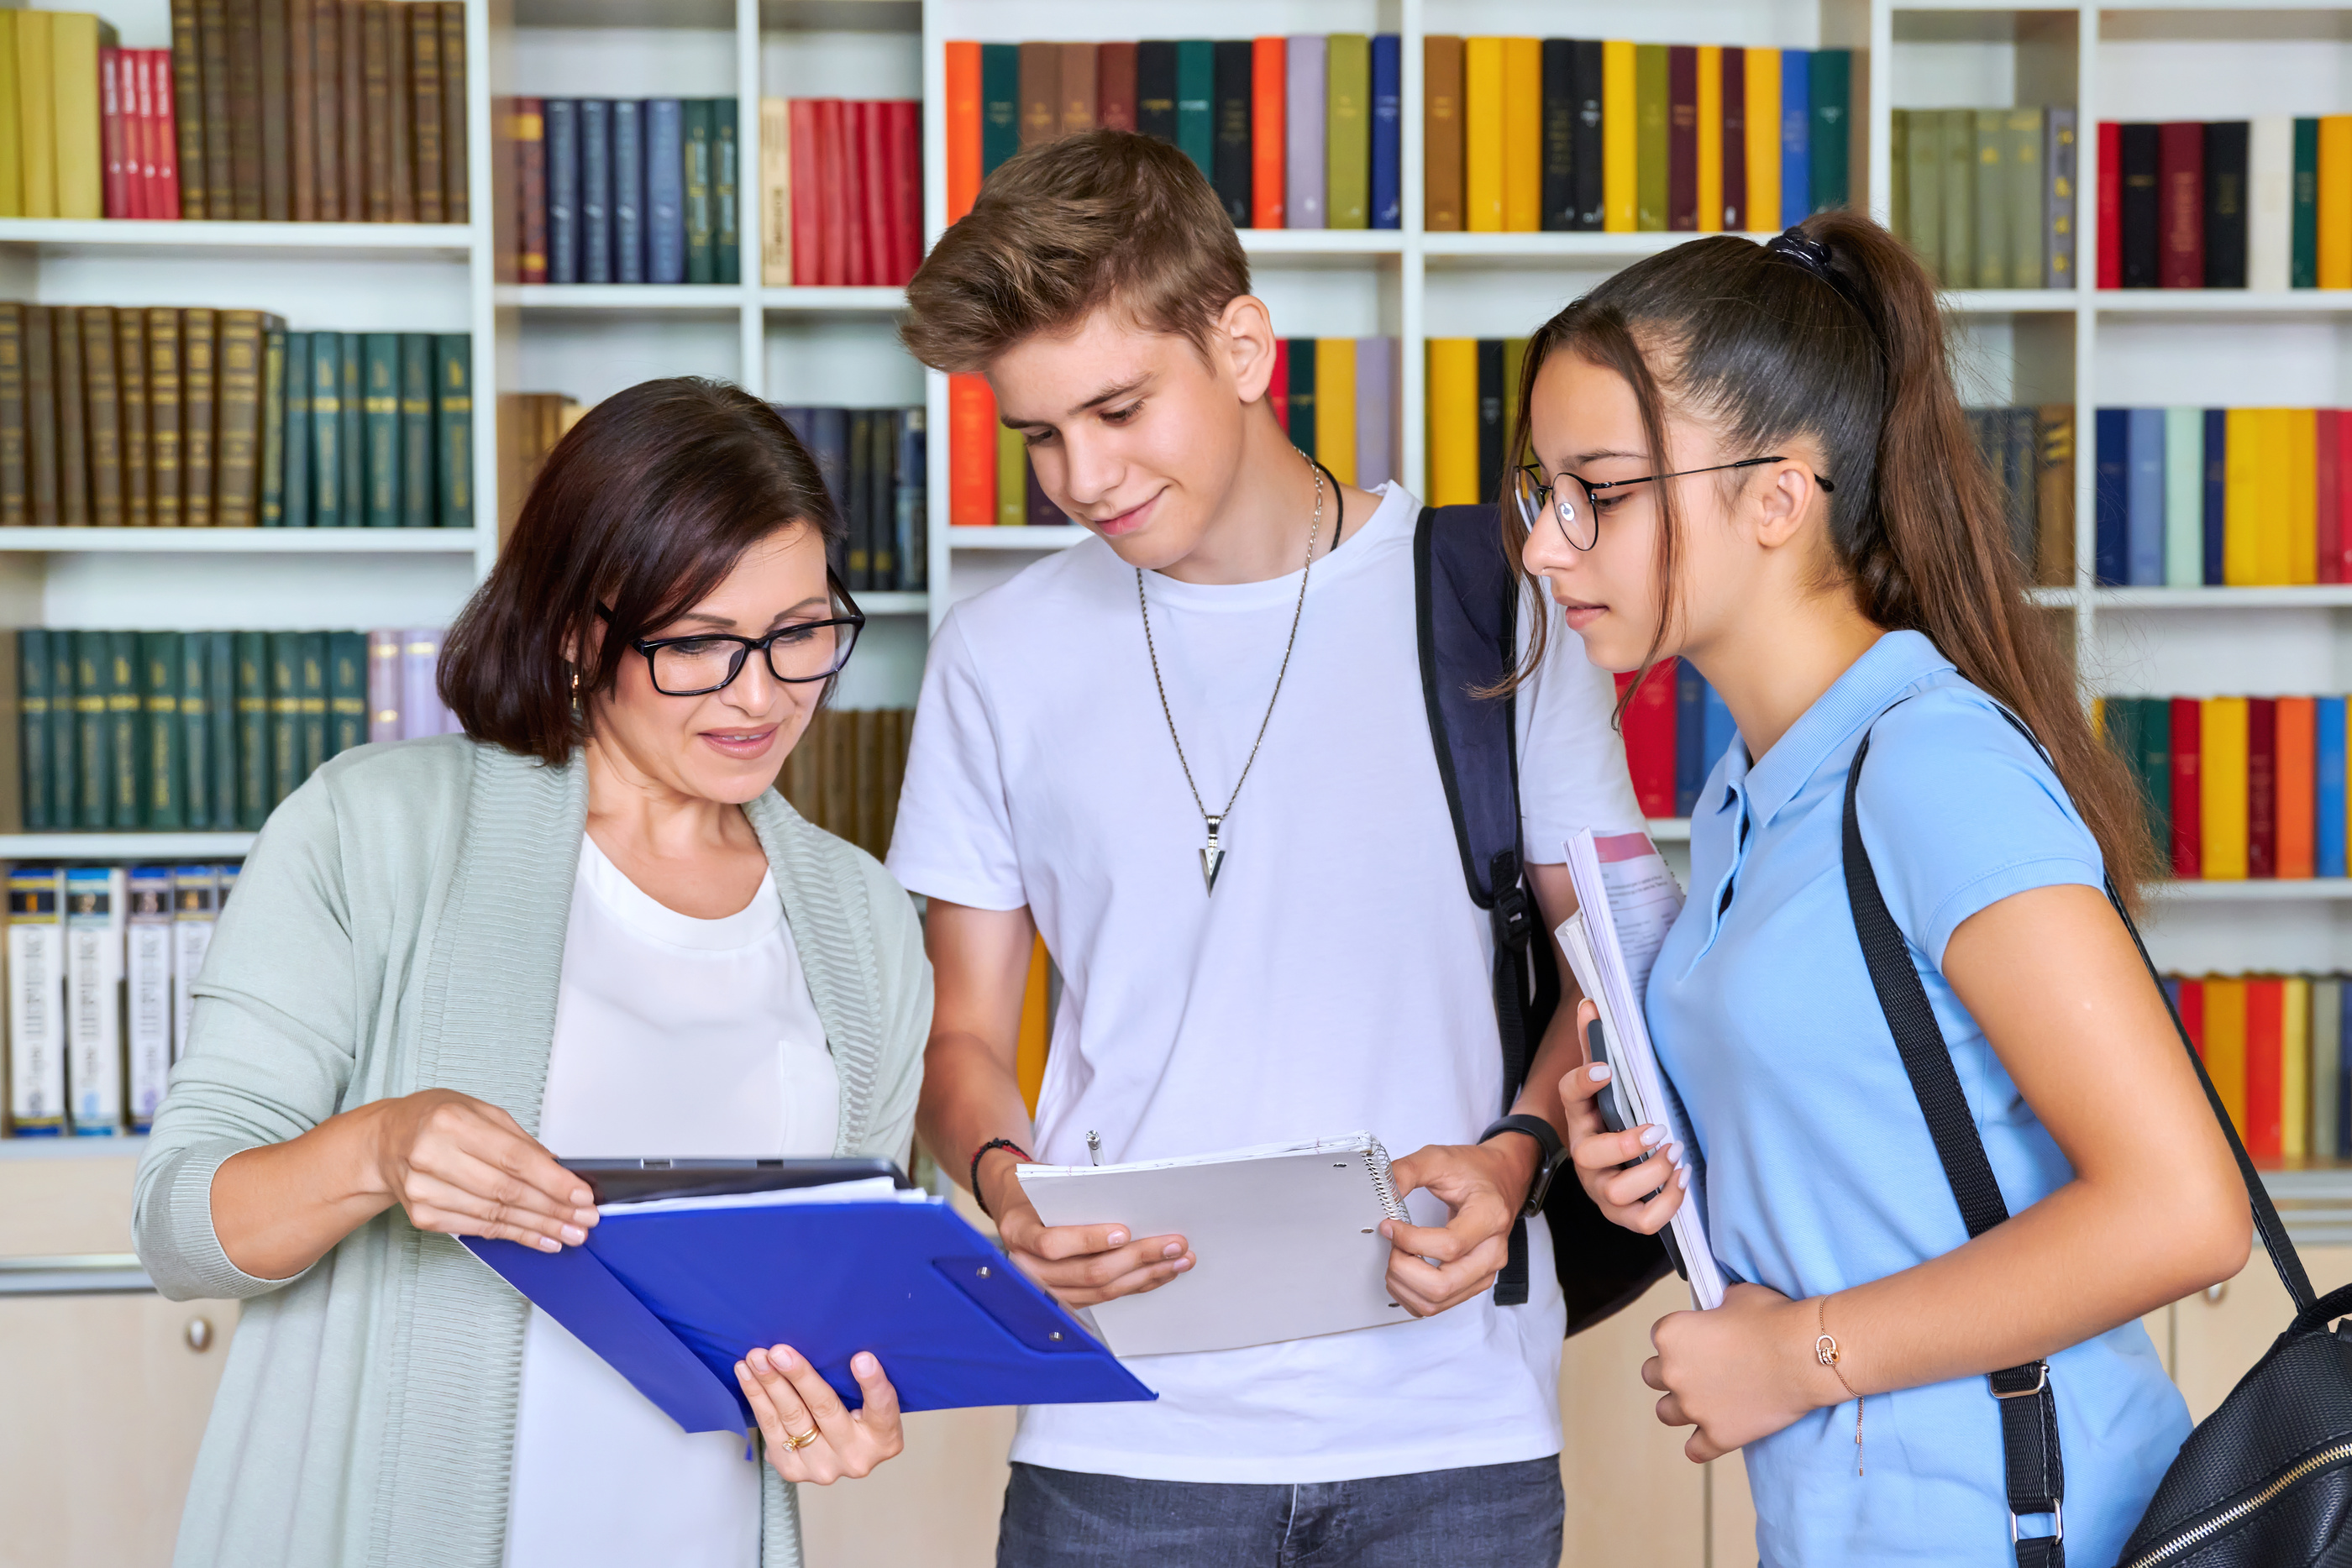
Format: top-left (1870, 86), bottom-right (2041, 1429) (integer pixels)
top-left (1645, 1283), bottom-right (1844, 1461)
top-left (738, 1345), bottom-right (906, 1484)
top-left (1558, 999), bottom-right (1688, 1235)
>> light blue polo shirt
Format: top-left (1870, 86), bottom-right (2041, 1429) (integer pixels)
top-left (1646, 630), bottom-right (2187, 1568)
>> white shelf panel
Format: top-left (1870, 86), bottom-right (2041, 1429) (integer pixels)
top-left (1423, 230), bottom-right (1776, 262)
top-left (1943, 289), bottom-right (2082, 313)
top-left (0, 1135), bottom-right (146, 1159)
top-left (856, 591), bottom-right (929, 615)
top-left (948, 526), bottom-right (1089, 550)
top-left (1242, 229), bottom-right (1404, 258)
top-left (2150, 878), bottom-right (2352, 900)
top-left (501, 283), bottom-right (746, 312)
top-left (0, 833), bottom-right (257, 859)
top-left (0, 528), bottom-right (491, 554)
top-left (1647, 817), bottom-right (1691, 842)
top-left (2095, 290), bottom-right (2352, 314)
top-left (0, 218), bottom-right (475, 260)
top-left (2090, 586), bottom-right (2352, 609)
top-left (760, 286), bottom-right (908, 314)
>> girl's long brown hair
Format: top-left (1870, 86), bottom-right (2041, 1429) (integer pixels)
top-left (1502, 209), bottom-right (2157, 903)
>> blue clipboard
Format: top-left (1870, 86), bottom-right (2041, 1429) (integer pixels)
top-left (464, 1198), bottom-right (1157, 1434)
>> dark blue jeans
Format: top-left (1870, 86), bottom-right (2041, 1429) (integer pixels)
top-left (996, 1456), bottom-right (1566, 1568)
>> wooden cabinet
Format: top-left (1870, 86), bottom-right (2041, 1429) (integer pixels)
top-left (2172, 1244), bottom-right (2352, 1423)
top-left (1562, 1273), bottom-right (1709, 1567)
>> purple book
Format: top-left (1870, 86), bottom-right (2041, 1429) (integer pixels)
top-left (1354, 337), bottom-right (1394, 489)
top-left (401, 627), bottom-right (444, 742)
top-left (367, 627), bottom-right (402, 743)
top-left (1286, 37), bottom-right (1326, 229)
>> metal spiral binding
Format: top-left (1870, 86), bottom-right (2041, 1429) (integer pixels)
top-left (1364, 1139), bottom-right (1410, 1225)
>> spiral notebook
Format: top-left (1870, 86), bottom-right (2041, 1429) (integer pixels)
top-left (1017, 1132), bottom-right (1414, 1357)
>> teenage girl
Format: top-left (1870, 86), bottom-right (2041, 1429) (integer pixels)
top-left (1521, 212), bottom-right (2252, 1566)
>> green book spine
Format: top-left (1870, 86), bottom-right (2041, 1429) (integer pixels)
top-left (328, 631), bottom-right (366, 757)
top-left (1807, 49), bottom-right (1850, 212)
top-left (74, 631), bottom-right (108, 830)
top-left (108, 628), bottom-right (139, 829)
top-left (47, 630), bottom-right (73, 831)
top-left (398, 334), bottom-right (433, 528)
top-left (713, 97), bottom-right (738, 286)
top-left (980, 43), bottom-right (1020, 177)
top-left (142, 631), bottom-right (182, 829)
top-left (2007, 109), bottom-right (2045, 293)
top-left (1326, 34), bottom-right (1370, 229)
top-left (683, 98), bottom-right (714, 285)
top-left (1890, 109), bottom-right (1908, 255)
top-left (259, 326), bottom-right (286, 524)
top-left (18, 629), bottom-right (49, 831)
top-left (1174, 40), bottom-right (1213, 178)
top-left (179, 632), bottom-right (209, 831)
top-left (299, 630), bottom-right (327, 782)
top-left (310, 331), bottom-right (341, 526)
top-left (1635, 45), bottom-right (1668, 232)
top-left (361, 333), bottom-right (398, 527)
top-left (338, 331), bottom-right (362, 524)
top-left (1941, 108), bottom-right (1976, 290)
top-left (1973, 111), bottom-right (2006, 290)
top-left (2295, 118), bottom-right (2319, 290)
top-left (281, 332), bottom-right (310, 527)
top-left (265, 630), bottom-right (299, 810)
top-left (234, 629), bottom-right (268, 828)
top-left (434, 335), bottom-right (471, 528)
top-left (207, 630), bottom-right (236, 829)
top-left (1905, 108), bottom-right (1942, 284)
top-left (2133, 695), bottom-right (2171, 851)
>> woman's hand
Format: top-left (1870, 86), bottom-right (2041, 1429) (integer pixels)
top-left (1645, 1282), bottom-right (1843, 1461)
top-left (361, 1088), bottom-right (599, 1253)
top-left (1559, 999), bottom-right (1687, 1235)
top-left (738, 1345), bottom-right (905, 1483)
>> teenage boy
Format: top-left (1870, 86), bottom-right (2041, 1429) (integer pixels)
top-left (890, 129), bottom-right (1643, 1566)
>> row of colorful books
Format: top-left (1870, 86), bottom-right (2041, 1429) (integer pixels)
top-left (2094, 408), bottom-right (2352, 588)
top-left (1966, 406), bottom-right (2076, 589)
top-left (13, 627), bottom-right (457, 834)
top-left (2100, 694), bottom-right (2352, 881)
top-left (2100, 120), bottom-right (2352, 291)
top-left (771, 406), bottom-right (927, 595)
top-left (510, 98), bottom-right (738, 287)
top-left (2169, 973), bottom-right (2352, 1162)
top-left (774, 707), bottom-right (910, 863)
top-left (1891, 108), bottom-right (2078, 291)
top-left (1616, 658), bottom-right (1737, 821)
top-left (759, 100), bottom-right (921, 289)
top-left (7, 862), bottom-right (237, 1135)
top-left (95, 45), bottom-right (182, 219)
top-left (0, 307), bottom-right (471, 530)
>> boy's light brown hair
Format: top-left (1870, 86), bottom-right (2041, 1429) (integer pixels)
top-left (899, 128), bottom-right (1251, 374)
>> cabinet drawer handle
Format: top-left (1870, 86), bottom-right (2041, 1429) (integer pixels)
top-left (2205, 1283), bottom-right (2228, 1305)
top-left (185, 1317), bottom-right (213, 1352)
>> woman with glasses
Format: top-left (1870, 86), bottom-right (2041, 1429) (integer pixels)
top-left (1511, 216), bottom-right (2249, 1567)
top-left (132, 378), bottom-right (927, 1568)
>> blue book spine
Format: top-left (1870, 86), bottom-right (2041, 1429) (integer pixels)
top-left (580, 100), bottom-right (613, 285)
top-left (1370, 34), bottom-right (1401, 229)
top-left (2094, 406), bottom-right (2129, 586)
top-left (2202, 407), bottom-right (2228, 585)
top-left (546, 100), bottom-right (580, 286)
top-left (1779, 50), bottom-right (1810, 227)
top-left (2125, 406), bottom-right (2166, 585)
top-left (1701, 679), bottom-right (1736, 783)
top-left (613, 100), bottom-right (646, 285)
top-left (1675, 662), bottom-right (1705, 816)
top-left (2319, 695), bottom-right (2348, 878)
top-left (647, 99), bottom-right (685, 285)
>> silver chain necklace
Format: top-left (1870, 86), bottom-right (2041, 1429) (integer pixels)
top-left (1137, 452), bottom-right (1325, 895)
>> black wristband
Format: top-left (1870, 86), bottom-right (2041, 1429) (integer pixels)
top-left (968, 1138), bottom-right (1032, 1220)
top-left (1480, 1114), bottom-right (1565, 1217)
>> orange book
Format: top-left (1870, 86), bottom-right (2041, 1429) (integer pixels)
top-left (1016, 933), bottom-right (1052, 1114)
top-left (2245, 976), bottom-right (2285, 1161)
top-left (945, 40), bottom-right (982, 224)
top-left (2278, 695), bottom-right (2318, 878)
top-left (2205, 976), bottom-right (2248, 1135)
top-left (948, 373), bottom-right (997, 527)
top-left (1251, 37), bottom-right (1285, 229)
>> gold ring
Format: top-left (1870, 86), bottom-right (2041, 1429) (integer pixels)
top-left (782, 1425), bottom-right (820, 1452)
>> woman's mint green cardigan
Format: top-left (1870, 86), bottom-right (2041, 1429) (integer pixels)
top-left (130, 735), bottom-right (932, 1568)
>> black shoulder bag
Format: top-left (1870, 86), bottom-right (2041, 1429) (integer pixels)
top-left (1414, 501), bottom-right (1670, 1334)
top-left (1845, 715), bottom-right (2352, 1568)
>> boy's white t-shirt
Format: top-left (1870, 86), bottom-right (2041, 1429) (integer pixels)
top-left (885, 482), bottom-right (1643, 1484)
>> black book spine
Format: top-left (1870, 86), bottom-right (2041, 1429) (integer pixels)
top-left (2203, 120), bottom-right (2250, 290)
top-left (2120, 122), bottom-right (2161, 289)
top-left (1286, 338), bottom-right (1316, 456)
top-left (1476, 338), bottom-right (1506, 506)
top-left (1541, 39), bottom-right (1575, 231)
top-left (1210, 39), bottom-right (1252, 228)
top-left (1572, 40), bottom-right (1606, 231)
top-left (546, 99), bottom-right (579, 286)
top-left (580, 99), bottom-right (613, 286)
top-left (845, 409), bottom-right (873, 591)
top-left (1137, 41), bottom-right (1178, 145)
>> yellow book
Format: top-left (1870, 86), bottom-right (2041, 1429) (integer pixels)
top-left (15, 11), bottom-right (55, 220)
top-left (2207, 977), bottom-right (2249, 1136)
top-left (1696, 45), bottom-right (1722, 233)
top-left (2091, 695), bottom-right (2105, 742)
top-left (48, 12), bottom-right (113, 222)
top-left (2285, 974), bottom-right (2311, 1161)
top-left (1744, 47), bottom-right (1780, 236)
top-left (0, 20), bottom-right (20, 218)
top-left (1315, 337), bottom-right (1357, 486)
top-left (2323, 116), bottom-right (2352, 290)
top-left (1016, 934), bottom-right (1051, 1117)
top-left (1427, 338), bottom-right (1480, 506)
top-left (1502, 336), bottom-right (1529, 462)
top-left (2202, 696), bottom-right (2250, 880)
top-left (2223, 407), bottom-right (2261, 585)
top-left (2287, 408), bottom-right (2319, 586)
top-left (1464, 39), bottom-right (1504, 233)
top-left (1603, 39), bottom-right (1636, 233)
top-left (2253, 407), bottom-right (2293, 585)
top-left (995, 425), bottom-right (1026, 527)
top-left (1502, 38), bottom-right (1541, 232)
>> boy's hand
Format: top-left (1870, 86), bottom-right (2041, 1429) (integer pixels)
top-left (979, 1149), bottom-right (1194, 1307)
top-left (1378, 1135), bottom-right (1538, 1317)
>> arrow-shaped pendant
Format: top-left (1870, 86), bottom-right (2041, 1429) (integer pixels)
top-left (1200, 815), bottom-right (1226, 895)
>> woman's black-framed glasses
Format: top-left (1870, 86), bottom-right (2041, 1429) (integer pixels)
top-left (600, 573), bottom-right (865, 696)
top-left (1514, 458), bottom-right (1833, 551)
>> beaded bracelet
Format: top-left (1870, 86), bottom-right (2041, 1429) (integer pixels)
top-left (969, 1138), bottom-right (1032, 1220)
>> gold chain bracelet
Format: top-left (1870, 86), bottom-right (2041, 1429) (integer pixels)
top-left (1814, 1298), bottom-right (1865, 1477)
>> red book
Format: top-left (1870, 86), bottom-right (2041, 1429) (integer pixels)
top-left (2098, 121), bottom-right (2123, 290)
top-left (1667, 45), bottom-right (1698, 231)
top-left (2323, 409), bottom-right (2342, 584)
top-left (816, 100), bottom-right (851, 287)
top-left (2279, 695), bottom-right (2318, 878)
top-left (2249, 695), bottom-right (2278, 878)
top-left (790, 99), bottom-right (821, 285)
top-left (2245, 977), bottom-right (2285, 1161)
top-left (2338, 412), bottom-right (2352, 583)
top-left (1099, 42), bottom-right (1137, 133)
top-left (132, 50), bottom-right (159, 218)
top-left (150, 49), bottom-right (181, 218)
top-left (1250, 37), bottom-right (1285, 229)
top-left (857, 100), bottom-right (894, 288)
top-left (2171, 695), bottom-right (2202, 878)
top-left (2177, 977), bottom-right (2206, 1057)
top-left (947, 374), bottom-right (996, 527)
top-left (2159, 121), bottom-right (2204, 287)
top-left (944, 41), bottom-right (981, 225)
top-left (99, 48), bottom-right (133, 218)
top-left (1615, 659), bottom-right (1680, 818)
top-left (885, 99), bottom-right (921, 286)
top-left (1720, 46), bottom-right (1746, 230)
top-left (1269, 338), bottom-right (1289, 431)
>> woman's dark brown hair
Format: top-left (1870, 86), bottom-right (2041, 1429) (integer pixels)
top-left (1503, 210), bottom-right (2157, 900)
top-left (440, 377), bottom-right (843, 764)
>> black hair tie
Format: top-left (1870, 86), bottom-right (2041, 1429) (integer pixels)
top-left (1765, 226), bottom-right (1871, 320)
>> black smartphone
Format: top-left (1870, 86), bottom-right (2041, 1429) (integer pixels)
top-left (560, 1156), bottom-right (911, 1207)
top-left (1585, 1019), bottom-right (1690, 1283)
